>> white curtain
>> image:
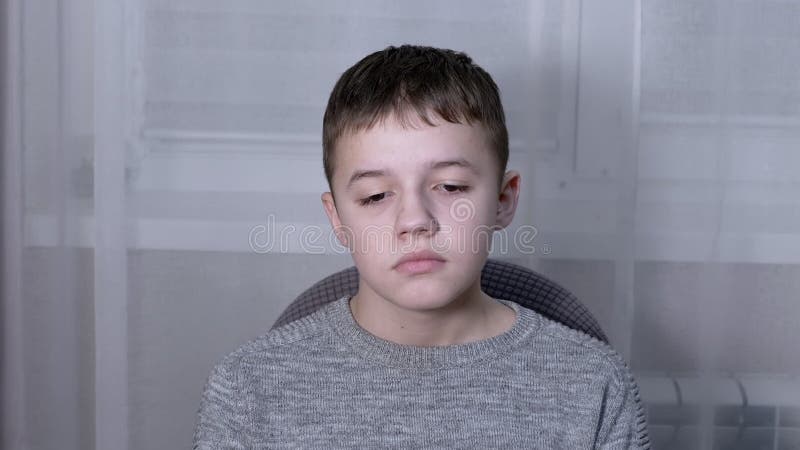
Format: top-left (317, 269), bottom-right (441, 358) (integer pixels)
top-left (3, 1), bottom-right (799, 449)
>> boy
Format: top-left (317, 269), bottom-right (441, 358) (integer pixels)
top-left (193, 45), bottom-right (650, 449)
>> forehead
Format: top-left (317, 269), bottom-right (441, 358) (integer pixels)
top-left (335, 116), bottom-right (492, 172)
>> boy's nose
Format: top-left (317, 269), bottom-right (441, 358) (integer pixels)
top-left (395, 195), bottom-right (439, 239)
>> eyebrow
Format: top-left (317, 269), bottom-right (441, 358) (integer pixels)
top-left (429, 158), bottom-right (478, 173)
top-left (346, 169), bottom-right (390, 190)
top-left (346, 158), bottom-right (479, 190)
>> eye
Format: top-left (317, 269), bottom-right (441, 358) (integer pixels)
top-left (359, 192), bottom-right (388, 206)
top-left (437, 184), bottom-right (470, 194)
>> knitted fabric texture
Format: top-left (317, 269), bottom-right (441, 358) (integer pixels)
top-left (193, 296), bottom-right (650, 449)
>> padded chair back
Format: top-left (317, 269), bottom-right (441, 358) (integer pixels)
top-left (272, 259), bottom-right (608, 343)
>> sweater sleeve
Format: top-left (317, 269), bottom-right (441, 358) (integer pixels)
top-left (595, 364), bottom-right (651, 450)
top-left (192, 357), bottom-right (246, 450)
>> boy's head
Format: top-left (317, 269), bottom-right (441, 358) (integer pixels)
top-left (323, 45), bottom-right (509, 195)
top-left (320, 45), bottom-right (520, 313)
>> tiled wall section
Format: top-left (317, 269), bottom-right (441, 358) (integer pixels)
top-left (537, 259), bottom-right (800, 374)
top-left (22, 248), bottom-right (94, 450)
top-left (631, 261), bottom-right (800, 374)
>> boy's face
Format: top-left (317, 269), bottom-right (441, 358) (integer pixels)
top-left (321, 115), bottom-right (520, 312)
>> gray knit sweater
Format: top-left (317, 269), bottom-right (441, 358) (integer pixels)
top-left (193, 296), bottom-right (650, 449)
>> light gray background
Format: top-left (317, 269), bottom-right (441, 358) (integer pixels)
top-left (5, 0), bottom-right (800, 449)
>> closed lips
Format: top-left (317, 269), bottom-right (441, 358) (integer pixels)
top-left (394, 251), bottom-right (446, 268)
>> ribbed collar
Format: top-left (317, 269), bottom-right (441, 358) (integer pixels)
top-left (325, 295), bottom-right (542, 369)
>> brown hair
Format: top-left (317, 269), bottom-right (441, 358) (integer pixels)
top-left (322, 45), bottom-right (509, 193)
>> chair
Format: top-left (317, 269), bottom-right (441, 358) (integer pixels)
top-left (272, 259), bottom-right (608, 343)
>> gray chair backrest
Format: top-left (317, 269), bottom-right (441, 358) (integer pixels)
top-left (272, 259), bottom-right (608, 343)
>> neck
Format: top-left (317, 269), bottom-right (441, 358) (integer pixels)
top-left (349, 279), bottom-right (515, 347)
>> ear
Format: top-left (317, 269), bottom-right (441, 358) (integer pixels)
top-left (495, 170), bottom-right (521, 229)
top-left (321, 192), bottom-right (349, 247)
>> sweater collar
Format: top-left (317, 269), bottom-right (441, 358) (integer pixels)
top-left (325, 295), bottom-right (541, 369)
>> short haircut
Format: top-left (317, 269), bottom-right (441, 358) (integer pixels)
top-left (322, 45), bottom-right (509, 193)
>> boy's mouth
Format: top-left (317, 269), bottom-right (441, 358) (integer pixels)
top-left (393, 250), bottom-right (446, 275)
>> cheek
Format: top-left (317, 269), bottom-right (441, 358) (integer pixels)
top-left (438, 193), bottom-right (496, 230)
top-left (432, 217), bottom-right (495, 257)
top-left (438, 189), bottom-right (496, 223)
top-left (345, 221), bottom-right (398, 258)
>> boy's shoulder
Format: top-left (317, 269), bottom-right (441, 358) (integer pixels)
top-left (212, 301), bottom-right (339, 370)
top-left (523, 306), bottom-right (635, 386)
top-left (536, 311), bottom-right (618, 357)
